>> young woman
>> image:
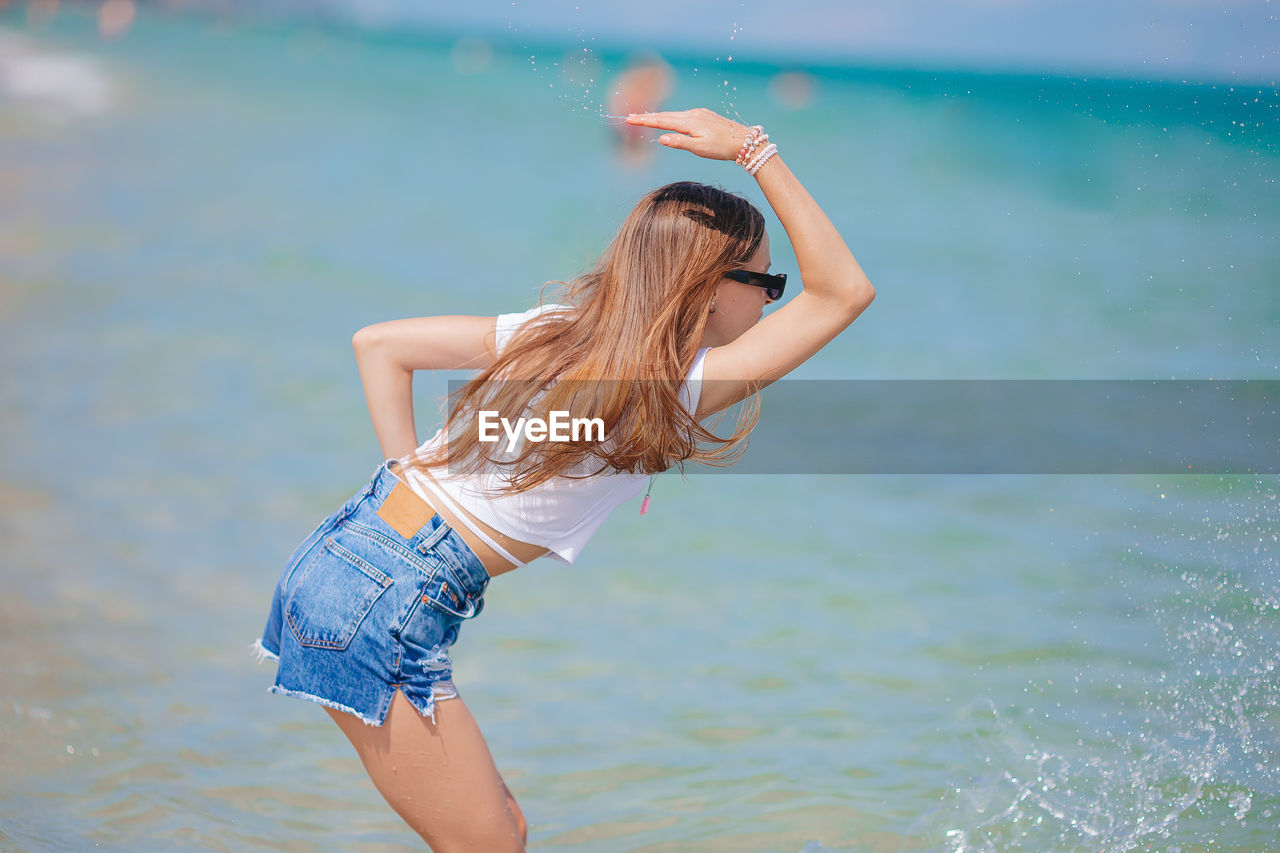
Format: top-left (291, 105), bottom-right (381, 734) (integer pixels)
top-left (255, 107), bottom-right (874, 851)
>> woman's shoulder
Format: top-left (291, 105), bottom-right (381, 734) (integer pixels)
top-left (494, 303), bottom-right (574, 353)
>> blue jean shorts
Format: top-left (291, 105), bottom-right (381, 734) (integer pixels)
top-left (255, 462), bottom-right (490, 725)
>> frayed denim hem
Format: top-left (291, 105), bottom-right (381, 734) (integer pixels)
top-left (253, 638), bottom-right (459, 725)
top-left (267, 684), bottom-right (386, 727)
top-left (250, 639), bottom-right (279, 663)
top-left (399, 682), bottom-right (463, 725)
top-left (263, 680), bottom-right (460, 726)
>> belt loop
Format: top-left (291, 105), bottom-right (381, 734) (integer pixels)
top-left (417, 521), bottom-right (450, 553)
top-left (364, 461), bottom-right (384, 497)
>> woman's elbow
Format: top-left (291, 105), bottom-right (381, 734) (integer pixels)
top-left (839, 277), bottom-right (875, 318)
top-left (352, 323), bottom-right (386, 355)
top-left (862, 284), bottom-right (876, 310)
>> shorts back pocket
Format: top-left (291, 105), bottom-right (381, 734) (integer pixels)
top-left (285, 538), bottom-right (393, 650)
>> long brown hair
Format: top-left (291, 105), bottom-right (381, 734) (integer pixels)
top-left (408, 181), bottom-right (763, 492)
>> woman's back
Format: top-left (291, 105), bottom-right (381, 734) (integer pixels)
top-left (401, 305), bottom-right (714, 564)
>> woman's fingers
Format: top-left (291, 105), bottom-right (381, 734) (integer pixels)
top-left (624, 110), bottom-right (696, 132)
top-left (657, 133), bottom-right (694, 151)
top-left (625, 108), bottom-right (740, 159)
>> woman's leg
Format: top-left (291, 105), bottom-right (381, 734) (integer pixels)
top-left (325, 689), bottom-right (526, 852)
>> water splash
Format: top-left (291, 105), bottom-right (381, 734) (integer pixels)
top-left (511, 3), bottom-right (748, 128)
top-left (723, 16), bottom-right (744, 121)
top-left (921, 478), bottom-right (1280, 850)
top-left (510, 4), bottom-right (602, 120)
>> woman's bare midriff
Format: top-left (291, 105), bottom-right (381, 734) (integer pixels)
top-left (414, 469), bottom-right (548, 578)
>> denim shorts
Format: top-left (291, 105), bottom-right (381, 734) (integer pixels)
top-left (254, 462), bottom-right (490, 725)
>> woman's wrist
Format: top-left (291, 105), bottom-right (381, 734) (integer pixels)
top-left (734, 124), bottom-right (778, 176)
top-left (734, 125), bottom-right (764, 165)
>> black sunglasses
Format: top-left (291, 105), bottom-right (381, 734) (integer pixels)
top-left (724, 269), bottom-right (787, 302)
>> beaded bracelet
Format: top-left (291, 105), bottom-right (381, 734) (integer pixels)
top-left (742, 132), bottom-right (768, 166)
top-left (746, 142), bottom-right (778, 176)
top-left (735, 125), bottom-right (764, 166)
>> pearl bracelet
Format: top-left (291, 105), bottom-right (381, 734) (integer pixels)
top-left (735, 125), bottom-right (764, 166)
top-left (746, 142), bottom-right (778, 176)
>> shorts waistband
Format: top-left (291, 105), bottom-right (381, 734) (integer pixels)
top-left (363, 462), bottom-right (492, 595)
top-left (370, 460), bottom-right (412, 504)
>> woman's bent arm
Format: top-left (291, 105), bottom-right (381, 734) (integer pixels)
top-left (625, 108), bottom-right (875, 415)
top-left (700, 152), bottom-right (874, 404)
top-left (352, 315), bottom-right (498, 459)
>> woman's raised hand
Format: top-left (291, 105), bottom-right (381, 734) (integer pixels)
top-left (624, 108), bottom-right (750, 161)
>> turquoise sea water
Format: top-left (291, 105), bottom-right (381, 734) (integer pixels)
top-left (1, 7), bottom-right (1278, 851)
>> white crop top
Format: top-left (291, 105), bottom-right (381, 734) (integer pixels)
top-left (399, 304), bottom-right (710, 565)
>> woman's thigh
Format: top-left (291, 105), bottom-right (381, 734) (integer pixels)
top-left (325, 689), bottom-right (525, 852)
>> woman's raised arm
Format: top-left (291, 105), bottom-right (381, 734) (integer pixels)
top-left (624, 108), bottom-right (875, 416)
top-left (351, 315), bottom-right (498, 459)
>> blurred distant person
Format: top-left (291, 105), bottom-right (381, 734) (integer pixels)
top-left (608, 54), bottom-right (673, 159)
top-left (255, 107), bottom-right (875, 850)
top-left (770, 70), bottom-right (816, 110)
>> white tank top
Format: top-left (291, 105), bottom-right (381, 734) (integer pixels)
top-left (399, 305), bottom-right (709, 565)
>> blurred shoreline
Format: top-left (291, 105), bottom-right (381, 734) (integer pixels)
top-left (4, 7), bottom-right (1276, 164)
top-left (5, 1), bottom-right (1278, 88)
